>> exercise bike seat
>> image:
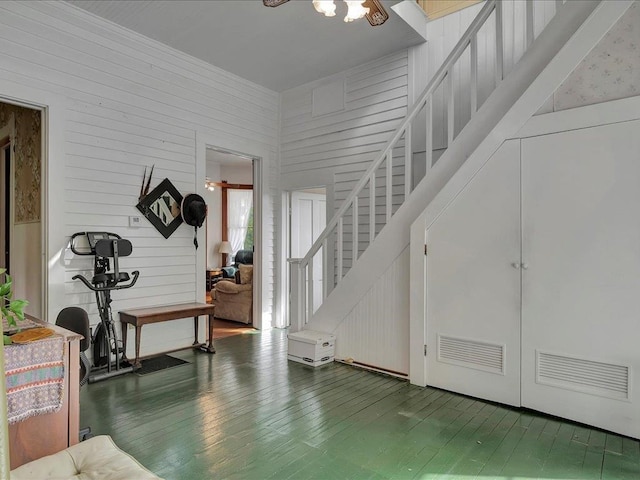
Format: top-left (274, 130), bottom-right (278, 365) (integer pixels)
top-left (92, 272), bottom-right (131, 285)
top-left (94, 238), bottom-right (133, 258)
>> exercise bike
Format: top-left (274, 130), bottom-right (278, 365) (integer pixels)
top-left (70, 232), bottom-right (140, 383)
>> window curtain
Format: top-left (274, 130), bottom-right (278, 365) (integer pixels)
top-left (227, 189), bottom-right (253, 261)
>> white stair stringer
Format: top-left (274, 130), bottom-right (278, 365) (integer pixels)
top-left (302, 1), bottom-right (633, 374)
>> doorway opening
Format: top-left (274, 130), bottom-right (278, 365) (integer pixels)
top-left (1, 136), bottom-right (10, 272)
top-left (204, 147), bottom-right (259, 331)
top-left (0, 101), bottom-right (43, 318)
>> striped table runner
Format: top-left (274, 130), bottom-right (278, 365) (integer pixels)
top-left (4, 335), bottom-right (65, 424)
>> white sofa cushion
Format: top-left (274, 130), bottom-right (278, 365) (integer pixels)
top-left (11, 435), bottom-right (162, 480)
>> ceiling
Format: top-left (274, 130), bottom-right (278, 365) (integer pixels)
top-left (65, 0), bottom-right (425, 92)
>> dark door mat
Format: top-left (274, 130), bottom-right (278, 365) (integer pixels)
top-left (135, 355), bottom-right (190, 376)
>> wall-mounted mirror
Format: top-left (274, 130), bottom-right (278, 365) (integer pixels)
top-left (136, 178), bottom-right (183, 238)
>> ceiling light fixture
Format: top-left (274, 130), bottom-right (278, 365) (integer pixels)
top-left (263, 0), bottom-right (388, 26)
top-left (313, 0), bottom-right (337, 17)
top-left (344, 1), bottom-right (369, 22)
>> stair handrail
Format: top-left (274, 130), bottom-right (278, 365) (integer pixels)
top-left (297, 0), bottom-right (498, 269)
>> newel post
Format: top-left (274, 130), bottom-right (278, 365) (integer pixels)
top-left (288, 258), bottom-right (305, 333)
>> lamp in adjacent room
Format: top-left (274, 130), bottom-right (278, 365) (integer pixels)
top-left (218, 241), bottom-right (232, 266)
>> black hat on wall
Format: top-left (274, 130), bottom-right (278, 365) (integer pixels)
top-left (181, 193), bottom-right (207, 248)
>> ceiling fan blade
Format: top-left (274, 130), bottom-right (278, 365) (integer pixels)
top-left (263, 0), bottom-right (290, 6)
top-left (364, 0), bottom-right (389, 26)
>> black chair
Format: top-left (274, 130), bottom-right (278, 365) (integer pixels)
top-left (231, 249), bottom-right (253, 284)
top-left (56, 306), bottom-right (93, 440)
top-left (234, 249), bottom-right (253, 266)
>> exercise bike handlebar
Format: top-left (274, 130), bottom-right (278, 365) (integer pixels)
top-left (72, 270), bottom-right (140, 292)
top-left (70, 231), bottom-right (122, 256)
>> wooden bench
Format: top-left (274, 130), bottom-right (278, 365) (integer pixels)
top-left (119, 302), bottom-right (215, 369)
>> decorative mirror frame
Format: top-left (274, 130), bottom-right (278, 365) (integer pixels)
top-left (136, 178), bottom-right (183, 238)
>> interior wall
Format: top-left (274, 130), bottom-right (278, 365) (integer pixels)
top-left (0, 1), bottom-right (279, 352)
top-left (279, 50), bottom-right (410, 192)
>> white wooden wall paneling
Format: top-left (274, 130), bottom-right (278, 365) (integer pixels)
top-left (66, 97), bottom-right (199, 134)
top-left (282, 118), bottom-right (403, 156)
top-left (281, 122), bottom-right (406, 172)
top-left (283, 145), bottom-right (386, 171)
top-left (347, 71), bottom-right (408, 100)
top-left (335, 247), bottom-right (410, 375)
top-left (348, 59), bottom-right (409, 87)
top-left (21, 2), bottom-right (277, 110)
top-left (284, 133), bottom-right (394, 157)
top-left (0, 47), bottom-right (274, 146)
top-left (283, 120), bottom-right (399, 152)
top-left (282, 98), bottom-right (407, 142)
top-left (347, 51), bottom-right (408, 78)
top-left (281, 52), bottom-right (408, 183)
top-left (1, 5), bottom-right (278, 132)
top-left (66, 121), bottom-right (193, 156)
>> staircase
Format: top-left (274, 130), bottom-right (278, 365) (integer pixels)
top-left (289, 0), bottom-right (633, 375)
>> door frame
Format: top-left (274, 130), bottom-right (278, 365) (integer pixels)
top-left (0, 90), bottom-right (61, 321)
top-left (196, 132), bottom-right (266, 330)
top-left (0, 120), bottom-right (13, 274)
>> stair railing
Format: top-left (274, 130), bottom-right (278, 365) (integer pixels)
top-left (290, 0), bottom-right (563, 331)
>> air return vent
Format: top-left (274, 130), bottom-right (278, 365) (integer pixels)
top-left (537, 351), bottom-right (630, 401)
top-left (437, 334), bottom-right (505, 375)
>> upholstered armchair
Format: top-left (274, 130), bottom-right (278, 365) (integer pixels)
top-left (213, 260), bottom-right (253, 325)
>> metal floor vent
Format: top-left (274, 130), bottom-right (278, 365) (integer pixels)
top-left (437, 334), bottom-right (505, 375)
top-left (537, 351), bottom-right (629, 401)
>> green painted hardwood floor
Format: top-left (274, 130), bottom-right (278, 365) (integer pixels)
top-left (80, 329), bottom-right (640, 480)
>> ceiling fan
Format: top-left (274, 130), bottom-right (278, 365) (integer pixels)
top-left (263, 0), bottom-right (389, 26)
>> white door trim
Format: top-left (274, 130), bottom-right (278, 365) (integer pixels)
top-left (0, 88), bottom-right (64, 323)
top-left (196, 132), bottom-right (267, 330)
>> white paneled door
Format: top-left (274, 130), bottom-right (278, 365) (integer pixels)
top-left (426, 140), bottom-right (522, 407)
top-left (291, 191), bottom-right (326, 313)
top-left (521, 120), bottom-right (640, 439)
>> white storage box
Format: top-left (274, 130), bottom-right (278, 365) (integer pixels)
top-left (288, 330), bottom-right (336, 367)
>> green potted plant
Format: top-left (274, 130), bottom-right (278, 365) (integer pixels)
top-left (1, 268), bottom-right (28, 345)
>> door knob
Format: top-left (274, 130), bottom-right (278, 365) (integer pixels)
top-left (512, 262), bottom-right (520, 269)
top-left (521, 263), bottom-right (529, 270)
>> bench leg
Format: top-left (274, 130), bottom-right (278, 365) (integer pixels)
top-left (134, 326), bottom-right (142, 370)
top-left (205, 313), bottom-right (215, 354)
top-left (193, 316), bottom-right (199, 346)
top-left (193, 315), bottom-right (215, 354)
